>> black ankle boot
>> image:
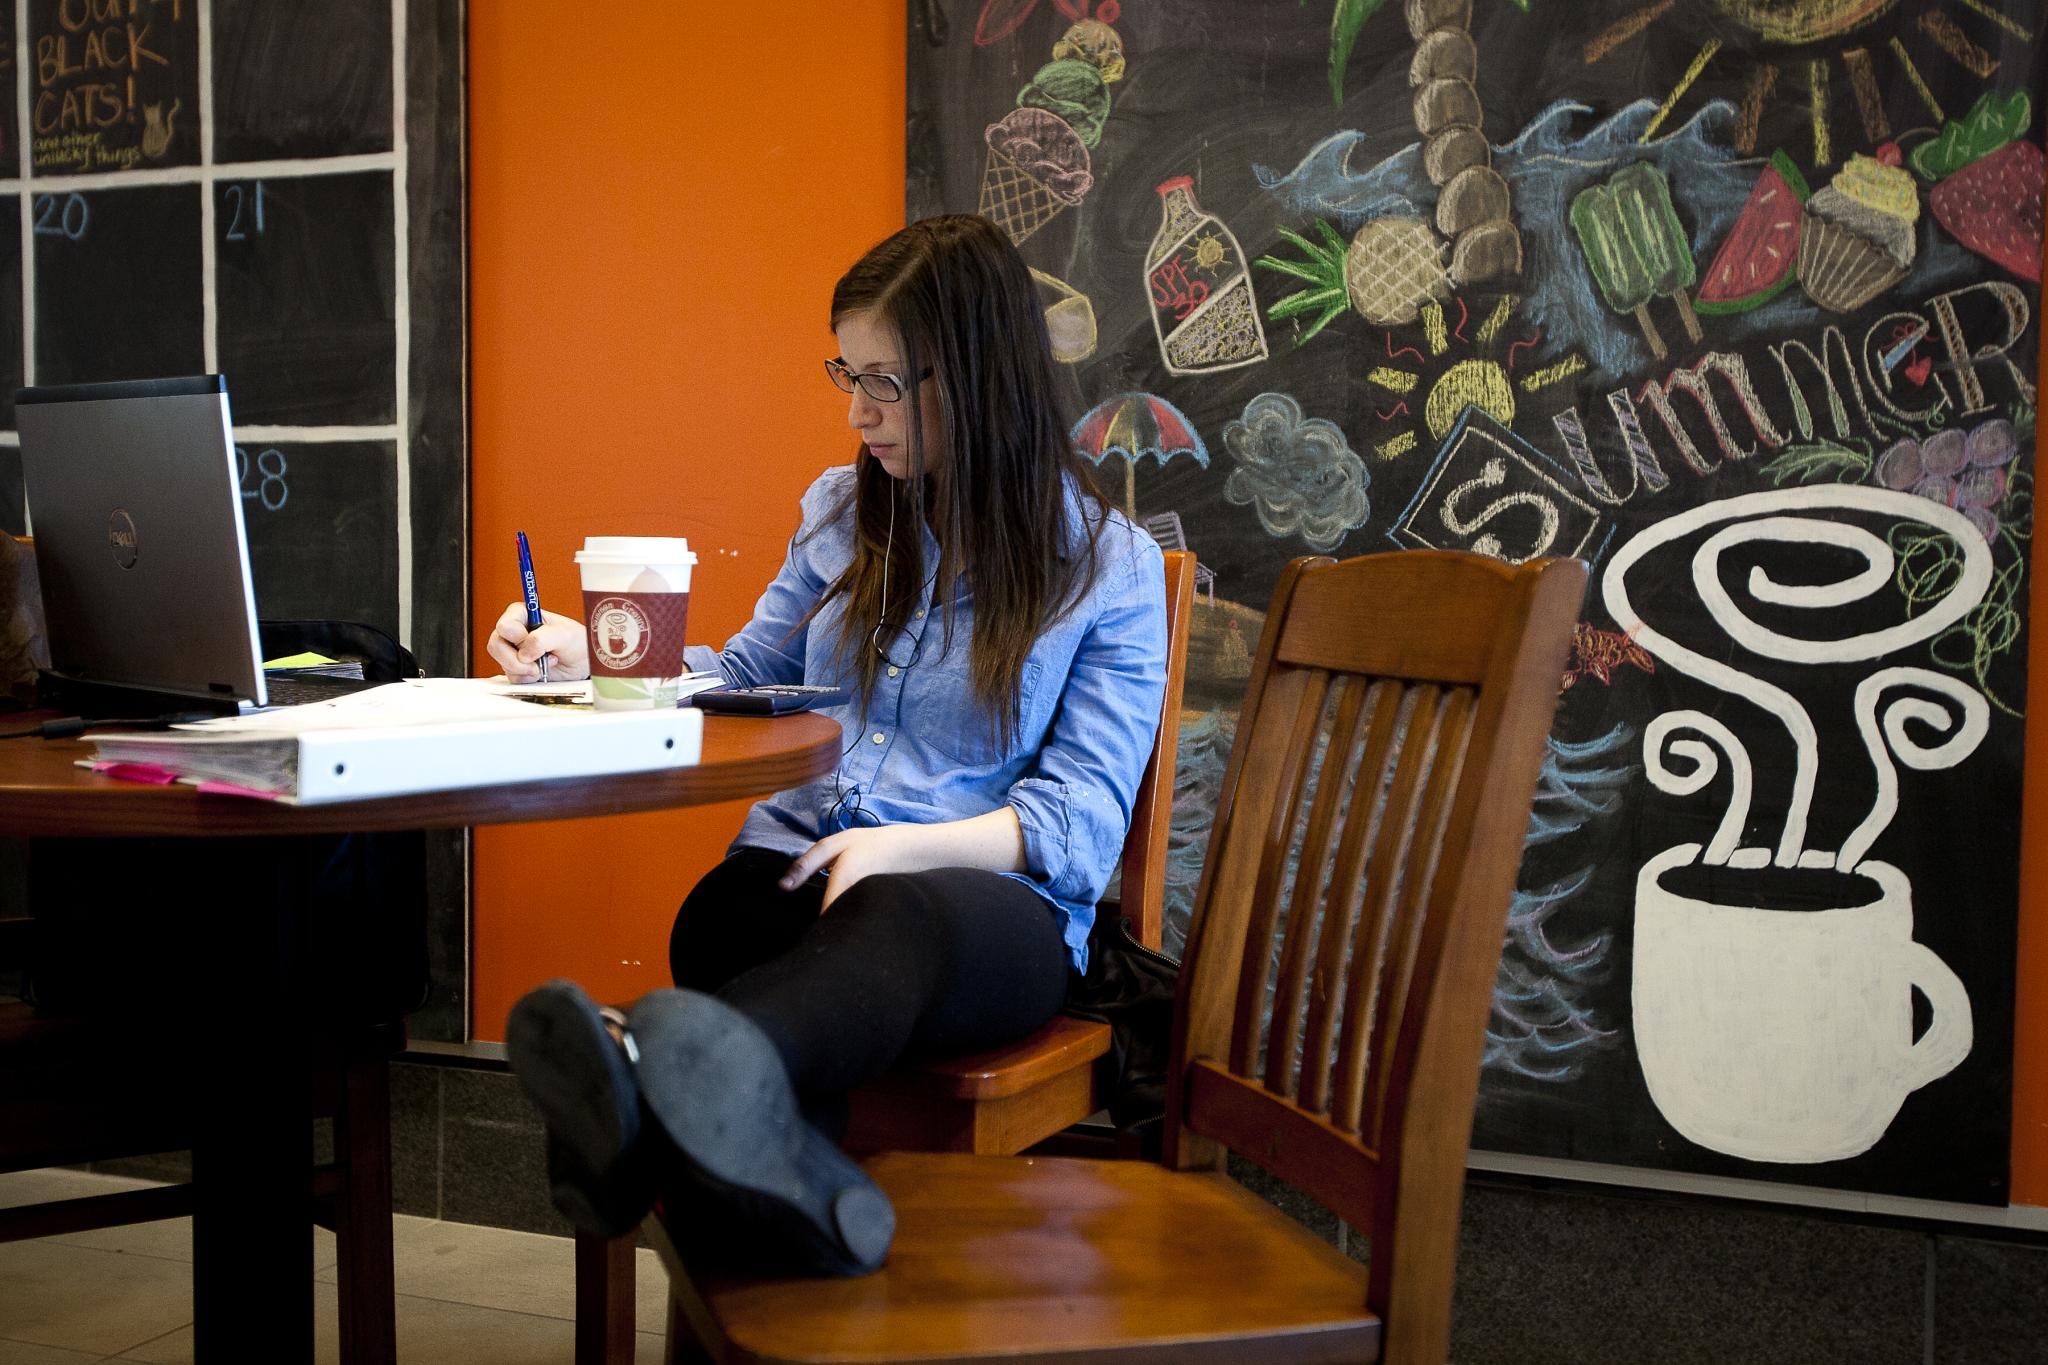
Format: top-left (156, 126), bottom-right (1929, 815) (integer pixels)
top-left (626, 988), bottom-right (895, 1277)
top-left (506, 980), bottom-right (657, 1239)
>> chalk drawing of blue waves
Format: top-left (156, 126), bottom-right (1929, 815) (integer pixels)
top-left (1486, 870), bottom-right (1617, 1083)
top-left (1258, 100), bottom-right (1985, 382)
top-left (1500, 99), bottom-right (1755, 381)
top-left (1253, 129), bottom-right (1428, 234)
top-left (1255, 102), bottom-right (1752, 378)
top-left (1483, 723), bottom-right (1635, 1085)
top-left (1527, 723), bottom-right (1636, 845)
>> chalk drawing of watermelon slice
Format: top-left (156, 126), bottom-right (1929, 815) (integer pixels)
top-left (1696, 150), bottom-right (1811, 315)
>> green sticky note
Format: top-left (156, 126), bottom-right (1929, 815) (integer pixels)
top-left (262, 651), bottom-right (339, 670)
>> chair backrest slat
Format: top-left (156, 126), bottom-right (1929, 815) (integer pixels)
top-left (1163, 550), bottom-right (1585, 1365)
top-left (1261, 670), bottom-right (1368, 1097)
top-left (1226, 666), bottom-right (1329, 1076)
top-left (1326, 681), bottom-right (1439, 1133)
top-left (1296, 677), bottom-right (1401, 1117)
top-left (1359, 685), bottom-right (1475, 1148)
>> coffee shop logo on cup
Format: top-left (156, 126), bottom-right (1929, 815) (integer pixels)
top-left (1603, 486), bottom-right (1991, 1166)
top-left (589, 597), bottom-right (651, 671)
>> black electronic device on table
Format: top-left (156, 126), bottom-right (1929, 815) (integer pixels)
top-left (691, 684), bottom-right (849, 715)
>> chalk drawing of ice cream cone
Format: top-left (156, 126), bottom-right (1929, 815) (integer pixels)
top-left (980, 108), bottom-right (1093, 246)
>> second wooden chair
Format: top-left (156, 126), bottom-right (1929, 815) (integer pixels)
top-left (572, 550), bottom-right (1194, 1365)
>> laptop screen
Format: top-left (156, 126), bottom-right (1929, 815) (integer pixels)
top-left (17, 375), bottom-right (270, 709)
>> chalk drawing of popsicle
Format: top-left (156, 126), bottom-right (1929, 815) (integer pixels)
top-left (1570, 162), bottom-right (1703, 363)
top-left (1603, 486), bottom-right (1991, 1164)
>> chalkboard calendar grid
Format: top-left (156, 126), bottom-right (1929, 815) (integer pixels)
top-left (0, 0), bottom-right (467, 678)
top-left (0, 0), bottom-right (468, 1043)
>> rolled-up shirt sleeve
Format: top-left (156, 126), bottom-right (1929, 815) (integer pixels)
top-left (683, 471), bottom-right (847, 685)
top-left (1007, 532), bottom-right (1169, 907)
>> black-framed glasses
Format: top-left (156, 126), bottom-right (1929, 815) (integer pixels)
top-left (825, 358), bottom-right (932, 403)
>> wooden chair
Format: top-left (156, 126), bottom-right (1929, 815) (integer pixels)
top-left (647, 549), bottom-right (1586, 1365)
top-left (0, 1004), bottom-right (403, 1365)
top-left (571, 550), bottom-right (1194, 1365)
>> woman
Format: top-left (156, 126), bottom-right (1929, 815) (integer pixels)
top-left (485, 215), bottom-right (1167, 1276)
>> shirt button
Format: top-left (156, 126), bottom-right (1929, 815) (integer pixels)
top-left (887, 665), bottom-right (900, 677)
top-left (871, 732), bottom-right (885, 744)
top-left (915, 609), bottom-right (926, 619)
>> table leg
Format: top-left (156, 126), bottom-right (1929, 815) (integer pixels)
top-left (190, 838), bottom-right (316, 1362)
top-left (192, 1063), bottom-right (311, 1357)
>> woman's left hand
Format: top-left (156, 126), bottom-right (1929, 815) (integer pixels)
top-left (782, 825), bottom-right (932, 910)
top-left (781, 807), bottom-right (1028, 911)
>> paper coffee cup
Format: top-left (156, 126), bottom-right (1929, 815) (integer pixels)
top-left (574, 537), bottom-right (697, 710)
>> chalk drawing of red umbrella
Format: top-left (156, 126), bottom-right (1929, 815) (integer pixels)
top-left (1071, 391), bottom-right (1209, 516)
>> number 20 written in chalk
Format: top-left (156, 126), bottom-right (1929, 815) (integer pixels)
top-left (32, 193), bottom-right (87, 240)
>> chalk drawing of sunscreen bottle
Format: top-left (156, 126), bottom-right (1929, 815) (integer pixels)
top-left (1146, 176), bottom-right (1267, 376)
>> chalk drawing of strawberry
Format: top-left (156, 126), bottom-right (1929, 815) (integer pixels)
top-left (1929, 139), bottom-right (2045, 284)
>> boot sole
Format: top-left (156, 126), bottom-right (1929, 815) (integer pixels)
top-left (505, 980), bottom-right (651, 1236)
top-left (627, 989), bottom-right (894, 1275)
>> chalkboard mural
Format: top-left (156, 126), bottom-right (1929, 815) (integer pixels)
top-left (910, 0), bottom-right (2047, 1202)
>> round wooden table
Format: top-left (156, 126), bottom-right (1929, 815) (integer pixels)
top-left (0, 711), bottom-right (841, 836)
top-left (0, 711), bottom-right (839, 1362)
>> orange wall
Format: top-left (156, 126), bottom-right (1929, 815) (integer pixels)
top-left (2015, 262), bottom-right (2048, 1206)
top-left (467, 3), bottom-right (2048, 1205)
top-left (465, 2), bottom-right (906, 1038)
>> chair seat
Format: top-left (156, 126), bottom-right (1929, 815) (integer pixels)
top-left (663, 1151), bottom-right (1381, 1364)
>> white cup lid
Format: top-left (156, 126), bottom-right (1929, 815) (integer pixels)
top-left (575, 536), bottom-right (696, 564)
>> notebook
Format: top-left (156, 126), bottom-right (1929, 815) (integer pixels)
top-left (16, 374), bottom-right (370, 717)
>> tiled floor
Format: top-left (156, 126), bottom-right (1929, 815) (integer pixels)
top-left (0, 1168), bottom-right (671, 1363)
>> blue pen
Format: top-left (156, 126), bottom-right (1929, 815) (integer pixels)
top-left (516, 531), bottom-right (551, 683)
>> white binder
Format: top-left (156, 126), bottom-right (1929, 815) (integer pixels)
top-left (84, 680), bottom-right (705, 805)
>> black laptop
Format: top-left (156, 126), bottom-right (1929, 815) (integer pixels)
top-left (17, 375), bottom-right (375, 717)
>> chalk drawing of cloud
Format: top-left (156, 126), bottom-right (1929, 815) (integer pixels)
top-left (1222, 392), bottom-right (1370, 552)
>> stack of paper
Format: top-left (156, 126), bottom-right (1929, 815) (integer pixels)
top-left (263, 650), bottom-right (368, 682)
top-left (85, 679), bottom-right (703, 804)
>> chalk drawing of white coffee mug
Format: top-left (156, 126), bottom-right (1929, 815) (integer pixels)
top-left (1632, 842), bottom-right (1971, 1164)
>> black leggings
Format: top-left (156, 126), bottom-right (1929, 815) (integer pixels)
top-left (667, 847), bottom-right (1071, 1100)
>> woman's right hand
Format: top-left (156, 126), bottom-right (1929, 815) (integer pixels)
top-left (486, 601), bottom-right (590, 681)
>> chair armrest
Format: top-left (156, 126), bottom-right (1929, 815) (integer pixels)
top-left (906, 1015), bottom-right (1111, 1100)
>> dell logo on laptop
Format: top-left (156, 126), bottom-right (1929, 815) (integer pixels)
top-left (107, 509), bottom-right (139, 568)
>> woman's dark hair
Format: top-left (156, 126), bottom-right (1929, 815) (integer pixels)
top-left (810, 214), bottom-right (1109, 747)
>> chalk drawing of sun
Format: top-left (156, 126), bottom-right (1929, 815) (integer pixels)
top-left (1589, 0), bottom-right (2032, 162)
top-left (1191, 231), bottom-right (1230, 274)
top-left (1363, 296), bottom-right (1590, 461)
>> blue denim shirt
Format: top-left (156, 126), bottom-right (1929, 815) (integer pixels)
top-left (684, 465), bottom-right (1167, 973)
